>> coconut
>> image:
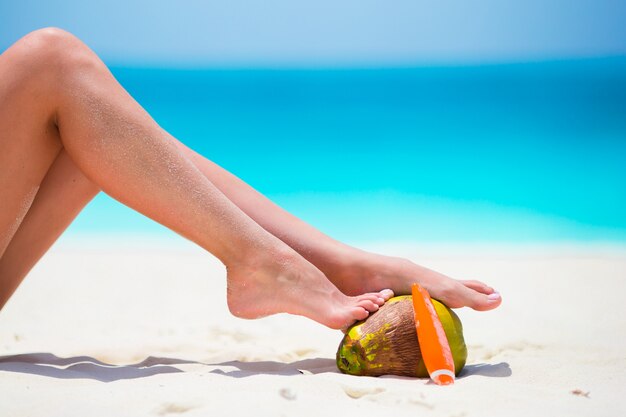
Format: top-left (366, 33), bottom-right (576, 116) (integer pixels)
top-left (336, 295), bottom-right (467, 377)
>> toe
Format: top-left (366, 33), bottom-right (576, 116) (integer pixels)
top-left (461, 280), bottom-right (494, 295)
top-left (359, 293), bottom-right (385, 306)
top-left (338, 307), bottom-right (369, 332)
top-left (344, 307), bottom-right (370, 329)
top-left (465, 287), bottom-right (502, 311)
top-left (357, 299), bottom-right (380, 312)
top-left (353, 307), bottom-right (370, 321)
top-left (379, 289), bottom-right (394, 300)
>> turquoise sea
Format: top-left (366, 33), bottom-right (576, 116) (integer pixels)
top-left (68, 57), bottom-right (626, 243)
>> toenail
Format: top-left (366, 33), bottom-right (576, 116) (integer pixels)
top-left (487, 292), bottom-right (501, 300)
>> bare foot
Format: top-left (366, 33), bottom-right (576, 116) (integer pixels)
top-left (225, 248), bottom-right (394, 330)
top-left (331, 251), bottom-right (502, 311)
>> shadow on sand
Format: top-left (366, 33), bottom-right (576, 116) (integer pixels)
top-left (0, 352), bottom-right (511, 382)
top-left (459, 362), bottom-right (512, 378)
top-left (0, 352), bottom-right (188, 382)
top-left (0, 352), bottom-right (336, 382)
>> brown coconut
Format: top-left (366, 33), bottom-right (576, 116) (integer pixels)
top-left (336, 295), bottom-right (467, 377)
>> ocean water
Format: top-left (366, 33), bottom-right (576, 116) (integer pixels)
top-left (68, 57), bottom-right (626, 243)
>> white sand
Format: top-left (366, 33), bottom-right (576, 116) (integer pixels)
top-left (1, 238), bottom-right (625, 416)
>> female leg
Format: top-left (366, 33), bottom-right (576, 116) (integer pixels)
top-left (0, 27), bottom-right (388, 328)
top-left (0, 142), bottom-right (500, 314)
top-left (175, 138), bottom-right (501, 310)
top-left (0, 28), bottom-right (500, 318)
top-left (0, 150), bottom-right (99, 308)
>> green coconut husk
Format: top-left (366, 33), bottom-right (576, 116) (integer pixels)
top-left (336, 295), bottom-right (467, 377)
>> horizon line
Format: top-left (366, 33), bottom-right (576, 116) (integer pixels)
top-left (103, 54), bottom-right (626, 72)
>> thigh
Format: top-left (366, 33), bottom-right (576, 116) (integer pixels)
top-left (0, 36), bottom-right (62, 257)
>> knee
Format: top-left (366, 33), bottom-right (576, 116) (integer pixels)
top-left (7, 28), bottom-right (102, 80)
top-left (22, 27), bottom-right (76, 48)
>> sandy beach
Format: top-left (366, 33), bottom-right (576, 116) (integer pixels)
top-left (1, 237), bottom-right (624, 416)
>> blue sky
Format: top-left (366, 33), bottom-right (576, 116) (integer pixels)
top-left (1, 0), bottom-right (625, 66)
top-left (1, 1), bottom-right (624, 243)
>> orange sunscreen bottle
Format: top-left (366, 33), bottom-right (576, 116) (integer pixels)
top-left (411, 283), bottom-right (455, 385)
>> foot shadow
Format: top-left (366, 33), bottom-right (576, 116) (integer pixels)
top-left (210, 358), bottom-right (337, 378)
top-left (0, 352), bottom-right (338, 382)
top-left (458, 362), bottom-right (512, 378)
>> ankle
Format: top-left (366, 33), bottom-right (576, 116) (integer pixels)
top-left (223, 235), bottom-right (296, 272)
